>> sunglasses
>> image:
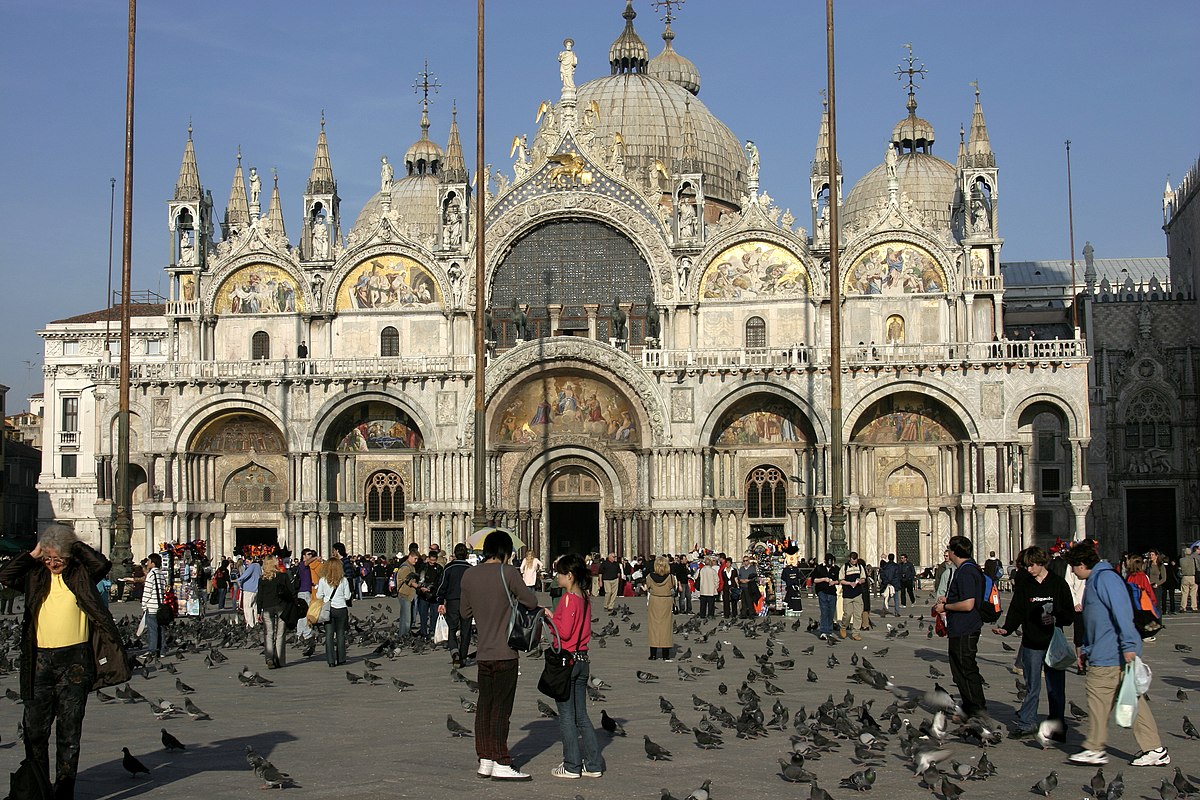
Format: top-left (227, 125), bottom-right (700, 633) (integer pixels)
top-left (40, 557), bottom-right (66, 566)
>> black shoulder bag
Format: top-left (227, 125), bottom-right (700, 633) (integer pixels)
top-left (538, 594), bottom-right (586, 702)
top-left (502, 566), bottom-right (545, 653)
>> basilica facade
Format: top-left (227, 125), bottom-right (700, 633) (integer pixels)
top-left (37, 3), bottom-right (1091, 567)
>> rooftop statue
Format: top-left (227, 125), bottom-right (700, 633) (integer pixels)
top-left (559, 38), bottom-right (577, 92)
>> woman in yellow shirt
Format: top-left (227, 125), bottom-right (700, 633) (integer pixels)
top-left (0, 523), bottom-right (129, 799)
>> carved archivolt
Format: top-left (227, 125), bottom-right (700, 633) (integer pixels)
top-left (460, 337), bottom-right (670, 447)
top-left (203, 252), bottom-right (311, 313)
top-left (321, 242), bottom-right (449, 317)
top-left (484, 192), bottom-right (674, 303)
top-left (840, 229), bottom-right (958, 295)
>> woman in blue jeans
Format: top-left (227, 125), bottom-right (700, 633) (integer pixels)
top-left (548, 554), bottom-right (604, 780)
top-left (991, 546), bottom-right (1075, 738)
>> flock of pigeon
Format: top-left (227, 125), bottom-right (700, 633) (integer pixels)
top-left (0, 596), bottom-right (1196, 797)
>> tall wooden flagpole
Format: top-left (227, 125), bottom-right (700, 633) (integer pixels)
top-left (472, 0), bottom-right (488, 529)
top-left (825, 0), bottom-right (847, 560)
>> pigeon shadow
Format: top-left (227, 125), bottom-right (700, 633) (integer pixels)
top-left (912, 648), bottom-right (949, 663)
top-left (73, 729), bottom-right (299, 798)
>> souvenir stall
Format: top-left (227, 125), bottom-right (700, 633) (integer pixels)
top-left (158, 540), bottom-right (209, 617)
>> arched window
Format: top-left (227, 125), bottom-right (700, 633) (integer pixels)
top-left (366, 470), bottom-right (405, 522)
top-left (745, 316), bottom-right (767, 349)
top-left (746, 466), bottom-right (787, 519)
top-left (380, 326), bottom-right (400, 357)
top-left (251, 331), bottom-right (270, 360)
top-left (1125, 390), bottom-right (1172, 449)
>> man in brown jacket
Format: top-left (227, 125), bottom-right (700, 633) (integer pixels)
top-left (460, 530), bottom-right (538, 781)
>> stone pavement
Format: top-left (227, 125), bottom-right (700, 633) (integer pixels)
top-left (0, 593), bottom-right (1197, 800)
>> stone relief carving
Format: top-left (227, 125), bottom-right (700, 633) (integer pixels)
top-left (436, 391), bottom-right (458, 426)
top-left (670, 387), bottom-right (694, 423)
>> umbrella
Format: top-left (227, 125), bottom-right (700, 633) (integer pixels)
top-left (467, 527), bottom-right (527, 553)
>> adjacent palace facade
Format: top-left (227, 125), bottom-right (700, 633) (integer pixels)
top-left (36, 4), bottom-right (1093, 566)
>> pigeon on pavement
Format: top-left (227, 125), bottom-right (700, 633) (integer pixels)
top-left (121, 747), bottom-right (150, 777)
top-left (1032, 770), bottom-right (1058, 797)
top-left (644, 735), bottom-right (672, 760)
top-left (160, 729), bottom-right (185, 751)
top-left (601, 709), bottom-right (626, 736)
top-left (446, 715), bottom-right (473, 737)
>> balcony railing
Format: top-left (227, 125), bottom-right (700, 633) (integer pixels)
top-left (91, 355), bottom-right (475, 383)
top-left (58, 430), bottom-right (80, 447)
top-left (166, 300), bottom-right (201, 316)
top-left (643, 339), bottom-right (1086, 372)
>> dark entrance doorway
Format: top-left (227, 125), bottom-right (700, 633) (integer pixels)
top-left (895, 520), bottom-right (920, 563)
top-left (235, 527), bottom-right (279, 554)
top-left (1125, 488), bottom-right (1177, 556)
top-left (548, 502), bottom-right (600, 560)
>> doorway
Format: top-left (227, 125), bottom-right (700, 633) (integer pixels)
top-left (548, 502), bottom-right (600, 560)
top-left (1125, 488), bottom-right (1177, 556)
top-left (895, 520), bottom-right (920, 563)
top-left (235, 527), bottom-right (279, 553)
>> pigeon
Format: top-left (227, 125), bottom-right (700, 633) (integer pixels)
top-left (1032, 770), bottom-right (1058, 797)
top-left (121, 747), bottom-right (150, 777)
top-left (644, 735), bottom-right (672, 760)
top-left (1172, 768), bottom-right (1197, 796)
top-left (459, 696), bottom-right (477, 713)
top-left (1089, 768), bottom-right (1106, 797)
top-left (1175, 644), bottom-right (1193, 652)
top-left (1069, 701), bottom-right (1089, 719)
top-left (810, 780), bottom-right (836, 800)
top-left (345, 671), bottom-right (362, 684)
top-left (1176, 689), bottom-right (1189, 702)
top-left (1158, 780), bottom-right (1179, 800)
top-left (1183, 716), bottom-right (1199, 739)
top-left (537, 700), bottom-right (558, 718)
top-left (807, 668), bottom-right (819, 683)
top-left (391, 678), bottom-right (414, 692)
top-left (174, 678), bottom-right (195, 695)
top-left (718, 682), bottom-right (728, 695)
top-left (95, 689), bottom-right (116, 703)
top-left (160, 728), bottom-right (185, 751)
top-left (255, 762), bottom-right (292, 789)
top-left (245, 745), bottom-right (268, 770)
top-left (446, 715), bottom-right (473, 737)
top-left (669, 713), bottom-right (689, 734)
top-left (601, 709), bottom-right (626, 736)
top-left (780, 759), bottom-right (816, 783)
top-left (183, 698), bottom-right (210, 720)
top-left (687, 778), bottom-right (713, 800)
top-left (929, 665), bottom-right (944, 679)
top-left (693, 727), bottom-right (722, 749)
top-left (1106, 772), bottom-right (1125, 800)
top-left (637, 670), bottom-right (660, 683)
top-left (840, 768), bottom-right (877, 791)
top-left (941, 777), bottom-right (964, 800)
top-left (1035, 718), bottom-right (1064, 749)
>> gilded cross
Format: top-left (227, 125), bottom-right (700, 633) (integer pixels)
top-left (895, 44), bottom-right (927, 94)
top-left (412, 59), bottom-right (442, 109)
top-left (653, 0), bottom-right (685, 26)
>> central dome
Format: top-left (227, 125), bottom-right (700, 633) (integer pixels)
top-left (843, 152), bottom-right (958, 231)
top-left (576, 74), bottom-right (745, 208)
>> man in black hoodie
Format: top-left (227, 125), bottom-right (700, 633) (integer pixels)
top-left (437, 543), bottom-right (473, 666)
top-left (991, 546), bottom-right (1074, 738)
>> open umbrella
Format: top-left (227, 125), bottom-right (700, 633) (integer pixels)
top-left (467, 526), bottom-right (527, 553)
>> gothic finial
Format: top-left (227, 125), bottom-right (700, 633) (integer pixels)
top-left (895, 44), bottom-right (928, 115)
top-left (320, 109), bottom-right (326, 130)
top-left (272, 167), bottom-right (278, 186)
top-left (970, 79), bottom-right (980, 100)
top-left (236, 144), bottom-right (242, 164)
top-left (187, 117), bottom-right (193, 139)
top-left (653, 0), bottom-right (685, 28)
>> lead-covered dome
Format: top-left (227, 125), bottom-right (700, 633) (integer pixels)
top-left (647, 27), bottom-right (700, 96)
top-left (351, 110), bottom-right (444, 240)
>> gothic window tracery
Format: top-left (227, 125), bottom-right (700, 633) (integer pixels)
top-left (746, 466), bottom-right (786, 519)
top-left (366, 470), bottom-right (405, 522)
top-left (1124, 390), bottom-right (1172, 449)
top-left (225, 464), bottom-right (279, 507)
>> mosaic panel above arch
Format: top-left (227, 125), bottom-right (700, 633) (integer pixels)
top-left (335, 254), bottom-right (441, 311)
top-left (699, 240), bottom-right (810, 301)
top-left (190, 413), bottom-right (286, 454)
top-left (214, 263), bottom-right (304, 314)
top-left (493, 372), bottom-right (640, 449)
top-left (713, 396), bottom-right (811, 447)
top-left (851, 392), bottom-right (963, 444)
top-left (844, 241), bottom-right (946, 296)
top-left (325, 401), bottom-right (424, 451)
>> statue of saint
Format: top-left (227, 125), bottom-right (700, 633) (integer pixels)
top-left (380, 156), bottom-right (394, 194)
top-left (248, 167), bottom-right (261, 206)
top-left (885, 143), bottom-right (898, 181)
top-left (676, 256), bottom-right (692, 296)
top-left (678, 201), bottom-right (698, 240)
top-left (971, 196), bottom-right (990, 233)
top-left (447, 262), bottom-right (464, 308)
top-left (558, 38), bottom-right (577, 92)
top-left (1083, 241), bottom-right (1095, 272)
top-left (443, 202), bottom-right (463, 248)
top-left (311, 272), bottom-right (325, 307)
top-left (311, 218), bottom-right (330, 259)
top-left (744, 140), bottom-right (760, 183)
top-left (178, 230), bottom-right (195, 266)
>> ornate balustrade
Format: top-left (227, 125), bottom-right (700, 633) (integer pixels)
top-left (88, 355), bottom-right (475, 384)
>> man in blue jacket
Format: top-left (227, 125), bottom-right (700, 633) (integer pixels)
top-left (1067, 539), bottom-right (1168, 767)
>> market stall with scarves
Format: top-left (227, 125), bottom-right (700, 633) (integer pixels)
top-left (158, 540), bottom-right (210, 617)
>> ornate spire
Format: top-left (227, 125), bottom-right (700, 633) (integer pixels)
top-left (609, 0), bottom-right (649, 75)
top-left (442, 103), bottom-right (468, 183)
top-left (810, 94), bottom-right (841, 179)
top-left (957, 124), bottom-right (967, 169)
top-left (174, 122), bottom-right (202, 201)
top-left (677, 97), bottom-right (700, 173)
top-left (966, 82), bottom-right (995, 167)
top-left (225, 147), bottom-right (250, 233)
top-left (265, 170), bottom-right (285, 236)
top-left (306, 112), bottom-right (336, 195)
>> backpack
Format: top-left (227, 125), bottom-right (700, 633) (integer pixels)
top-left (979, 566), bottom-right (1002, 623)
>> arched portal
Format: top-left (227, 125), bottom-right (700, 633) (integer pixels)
top-left (545, 465), bottom-right (603, 560)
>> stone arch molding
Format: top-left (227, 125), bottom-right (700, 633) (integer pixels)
top-left (882, 461), bottom-right (935, 500)
top-left (511, 446), bottom-right (629, 512)
top-left (689, 229), bottom-right (820, 303)
top-left (322, 241), bottom-right (450, 317)
top-left (204, 252), bottom-right (312, 313)
top-left (1011, 389), bottom-right (1086, 439)
top-left (484, 193), bottom-right (675, 302)
top-left (839, 229), bottom-right (958, 296)
top-left (170, 395), bottom-right (289, 454)
top-left (306, 388), bottom-right (438, 452)
top-left (459, 337), bottom-right (670, 447)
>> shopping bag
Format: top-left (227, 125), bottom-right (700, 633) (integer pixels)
top-left (433, 615), bottom-right (449, 644)
top-left (1044, 627), bottom-right (1076, 671)
top-left (136, 611), bottom-right (148, 637)
top-left (1112, 663), bottom-right (1138, 728)
top-left (1133, 656), bottom-right (1153, 695)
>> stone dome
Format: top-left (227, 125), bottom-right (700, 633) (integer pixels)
top-left (576, 74), bottom-right (745, 207)
top-left (842, 152), bottom-right (958, 231)
top-left (647, 27), bottom-right (700, 96)
top-left (351, 174), bottom-right (441, 241)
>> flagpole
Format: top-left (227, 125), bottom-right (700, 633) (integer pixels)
top-left (1066, 140), bottom-right (1079, 336)
top-left (472, 0), bottom-right (488, 529)
top-left (825, 0), bottom-right (847, 560)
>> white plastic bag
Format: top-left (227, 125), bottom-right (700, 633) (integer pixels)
top-left (1112, 663), bottom-right (1138, 728)
top-left (1044, 627), bottom-right (1076, 671)
top-left (1133, 656), bottom-right (1153, 695)
top-left (136, 611), bottom-right (148, 637)
top-left (433, 614), bottom-right (449, 644)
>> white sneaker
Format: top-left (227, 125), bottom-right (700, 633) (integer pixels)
top-left (490, 763), bottom-right (532, 781)
top-left (477, 759), bottom-right (495, 778)
top-left (1068, 749), bottom-right (1108, 766)
top-left (552, 764), bottom-right (581, 779)
top-left (1130, 748), bottom-right (1170, 767)
top-left (581, 767), bottom-right (603, 778)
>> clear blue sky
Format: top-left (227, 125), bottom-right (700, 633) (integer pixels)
top-left (1, 1), bottom-right (1197, 404)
